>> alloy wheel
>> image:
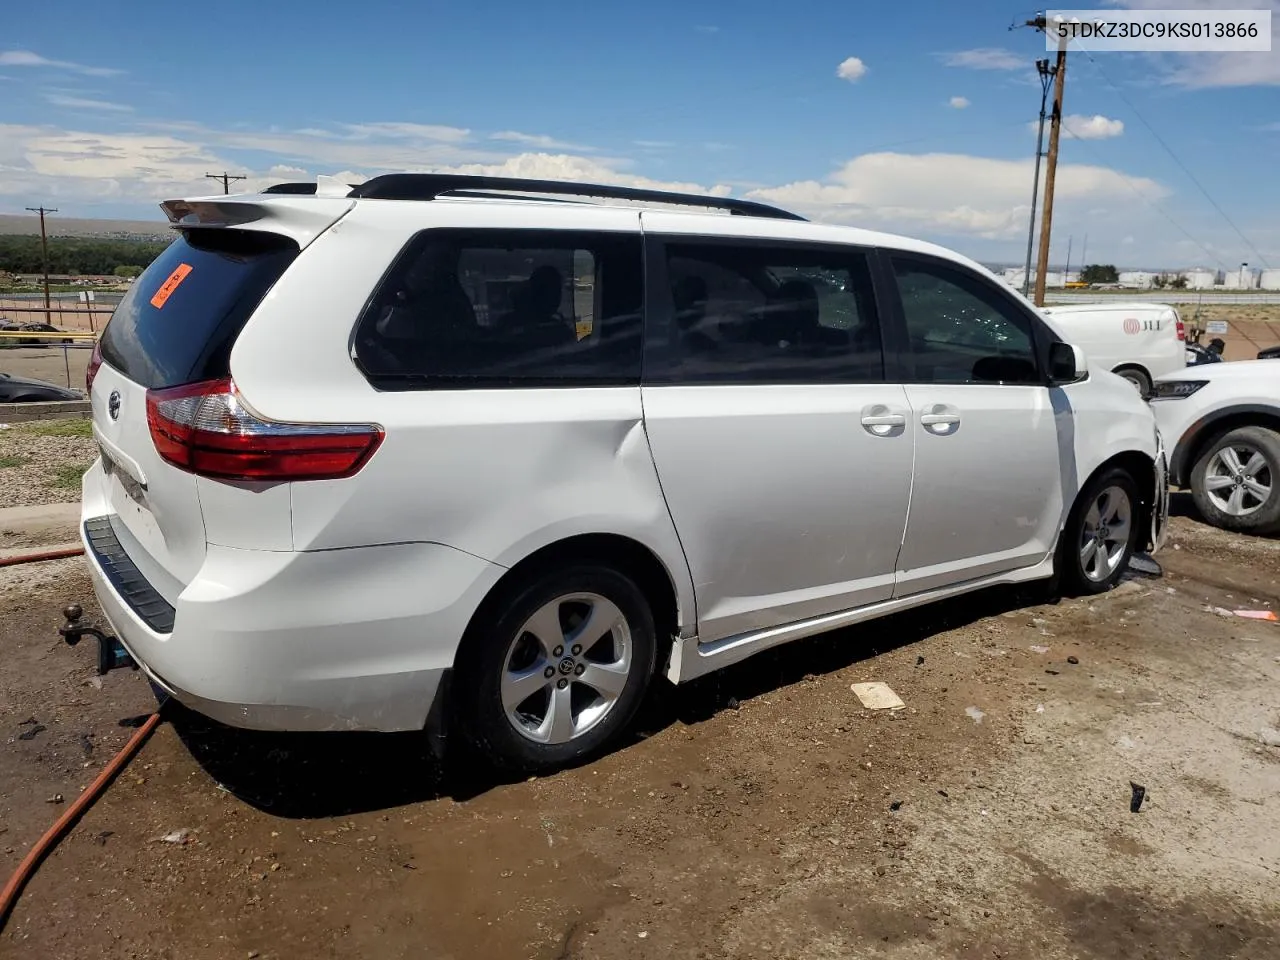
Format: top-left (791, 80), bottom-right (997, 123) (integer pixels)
top-left (500, 592), bottom-right (633, 744)
top-left (1204, 444), bottom-right (1273, 517)
top-left (1080, 484), bottom-right (1132, 582)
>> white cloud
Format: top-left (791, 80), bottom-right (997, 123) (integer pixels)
top-left (634, 140), bottom-right (675, 149)
top-left (941, 48), bottom-right (1025, 70)
top-left (1027, 114), bottom-right (1125, 139)
top-left (1063, 114), bottom-right (1125, 139)
top-left (490, 130), bottom-right (593, 151)
top-left (0, 122), bottom-right (730, 211)
top-left (338, 122), bottom-right (471, 143)
top-left (836, 57), bottom-right (868, 82)
top-left (1106, 0), bottom-right (1280, 87)
top-left (0, 49), bottom-right (122, 77)
top-left (415, 153), bottom-right (732, 197)
top-left (949, 96), bottom-right (971, 109)
top-left (45, 94), bottom-right (133, 113)
top-left (748, 151), bottom-right (1167, 239)
top-left (1122, 235), bottom-right (1135, 244)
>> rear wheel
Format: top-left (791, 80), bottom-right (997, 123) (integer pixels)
top-left (1116, 367), bottom-right (1152, 398)
top-left (453, 565), bottom-right (656, 775)
top-left (1190, 426), bottom-right (1280, 534)
top-left (1061, 467), bottom-right (1140, 595)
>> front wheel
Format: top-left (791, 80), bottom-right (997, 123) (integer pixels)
top-left (1116, 367), bottom-right (1152, 398)
top-left (453, 565), bottom-right (657, 775)
top-left (1191, 426), bottom-right (1280, 534)
top-left (1061, 467), bottom-right (1140, 595)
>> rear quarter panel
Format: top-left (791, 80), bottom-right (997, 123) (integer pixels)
top-left (227, 200), bottom-right (698, 635)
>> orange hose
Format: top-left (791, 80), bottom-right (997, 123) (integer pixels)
top-left (0, 547), bottom-right (85, 568)
top-left (0, 710), bottom-right (163, 930)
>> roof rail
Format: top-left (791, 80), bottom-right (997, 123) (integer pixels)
top-left (347, 174), bottom-right (806, 221)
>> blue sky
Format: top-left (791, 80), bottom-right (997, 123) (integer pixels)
top-left (2, 0), bottom-right (1278, 268)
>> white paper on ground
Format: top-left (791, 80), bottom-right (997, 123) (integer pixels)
top-left (850, 682), bottom-right (905, 710)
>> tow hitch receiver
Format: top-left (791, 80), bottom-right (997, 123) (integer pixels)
top-left (60, 604), bottom-right (136, 675)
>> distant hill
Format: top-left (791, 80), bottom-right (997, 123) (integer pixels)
top-left (0, 213), bottom-right (171, 240)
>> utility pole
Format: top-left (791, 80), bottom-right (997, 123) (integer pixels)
top-left (25, 205), bottom-right (57, 318)
top-left (1080, 234), bottom-right (1087, 274)
top-left (1022, 57), bottom-right (1056, 298)
top-left (205, 171), bottom-right (247, 195)
top-left (1065, 235), bottom-right (1073, 284)
top-left (1028, 13), bottom-right (1068, 307)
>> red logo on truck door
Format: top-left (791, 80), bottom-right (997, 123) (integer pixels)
top-left (1123, 317), bottom-right (1141, 335)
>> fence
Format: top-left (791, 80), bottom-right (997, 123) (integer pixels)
top-left (0, 292), bottom-right (122, 333)
top-left (1, 332), bottom-right (97, 392)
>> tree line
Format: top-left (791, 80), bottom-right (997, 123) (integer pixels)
top-left (0, 236), bottom-right (171, 277)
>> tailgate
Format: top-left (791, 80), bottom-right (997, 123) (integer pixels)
top-left (89, 363), bottom-right (206, 592)
top-left (88, 222), bottom-right (312, 594)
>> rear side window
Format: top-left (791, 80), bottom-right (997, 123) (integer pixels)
top-left (353, 229), bottom-right (643, 388)
top-left (100, 230), bottom-right (299, 389)
top-left (646, 240), bottom-right (884, 385)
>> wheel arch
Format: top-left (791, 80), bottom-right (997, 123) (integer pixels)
top-left (1065, 449), bottom-right (1158, 555)
top-left (1170, 406), bottom-right (1280, 487)
top-left (456, 532), bottom-right (685, 672)
top-left (1111, 363), bottom-right (1152, 389)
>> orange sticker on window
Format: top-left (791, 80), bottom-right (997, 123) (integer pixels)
top-left (150, 263), bottom-right (193, 309)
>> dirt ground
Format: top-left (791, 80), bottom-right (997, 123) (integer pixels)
top-left (2, 504), bottom-right (1279, 960)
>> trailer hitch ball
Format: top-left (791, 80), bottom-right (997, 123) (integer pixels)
top-left (60, 603), bottom-right (135, 675)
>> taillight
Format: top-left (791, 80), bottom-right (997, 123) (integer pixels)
top-left (86, 339), bottom-right (103, 394)
top-left (1175, 318), bottom-right (1186, 341)
top-left (145, 379), bottom-right (382, 482)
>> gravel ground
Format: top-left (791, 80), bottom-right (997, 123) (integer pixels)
top-left (1, 504), bottom-right (1279, 959)
top-left (0, 420), bottom-right (96, 508)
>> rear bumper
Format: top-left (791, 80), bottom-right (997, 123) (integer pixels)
top-left (80, 500), bottom-right (504, 734)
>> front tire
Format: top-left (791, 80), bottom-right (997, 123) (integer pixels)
top-left (1190, 426), bottom-right (1280, 534)
top-left (1116, 367), bottom-right (1152, 398)
top-left (453, 565), bottom-right (657, 775)
top-left (1061, 467), bottom-right (1140, 595)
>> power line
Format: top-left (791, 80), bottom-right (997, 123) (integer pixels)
top-left (1071, 44), bottom-right (1271, 269)
top-left (205, 171), bottom-right (247, 195)
top-left (1057, 117), bottom-right (1229, 270)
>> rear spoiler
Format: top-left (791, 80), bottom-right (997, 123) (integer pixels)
top-left (159, 192), bottom-right (354, 248)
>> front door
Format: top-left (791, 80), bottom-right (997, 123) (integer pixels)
top-left (885, 253), bottom-right (1063, 596)
top-left (639, 222), bottom-right (915, 642)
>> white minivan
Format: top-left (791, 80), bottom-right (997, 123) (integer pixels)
top-left (1040, 301), bottom-right (1187, 396)
top-left (80, 175), bottom-right (1168, 773)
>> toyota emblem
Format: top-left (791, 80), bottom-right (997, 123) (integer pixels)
top-left (108, 390), bottom-right (121, 421)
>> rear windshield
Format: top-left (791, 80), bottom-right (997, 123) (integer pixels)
top-left (99, 229), bottom-right (299, 389)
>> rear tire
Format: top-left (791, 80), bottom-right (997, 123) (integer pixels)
top-left (453, 565), bottom-right (656, 775)
top-left (1190, 426), bottom-right (1280, 535)
top-left (1060, 467), bottom-right (1140, 595)
top-left (1116, 367), bottom-right (1152, 398)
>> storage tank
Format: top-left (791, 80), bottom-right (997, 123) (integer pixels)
top-left (1118, 271), bottom-right (1155, 288)
top-left (1185, 269), bottom-right (1218, 289)
top-left (1260, 269), bottom-right (1280, 290)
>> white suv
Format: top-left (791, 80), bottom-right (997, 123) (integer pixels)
top-left (81, 175), bottom-right (1168, 773)
top-left (1150, 360), bottom-right (1280, 534)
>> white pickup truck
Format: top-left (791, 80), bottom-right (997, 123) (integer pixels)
top-left (1040, 301), bottom-right (1187, 396)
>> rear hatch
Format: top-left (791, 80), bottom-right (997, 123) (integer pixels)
top-left (90, 227), bottom-right (304, 593)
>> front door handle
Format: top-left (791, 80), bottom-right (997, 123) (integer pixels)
top-left (861, 405), bottom-right (907, 437)
top-left (920, 405), bottom-right (961, 436)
